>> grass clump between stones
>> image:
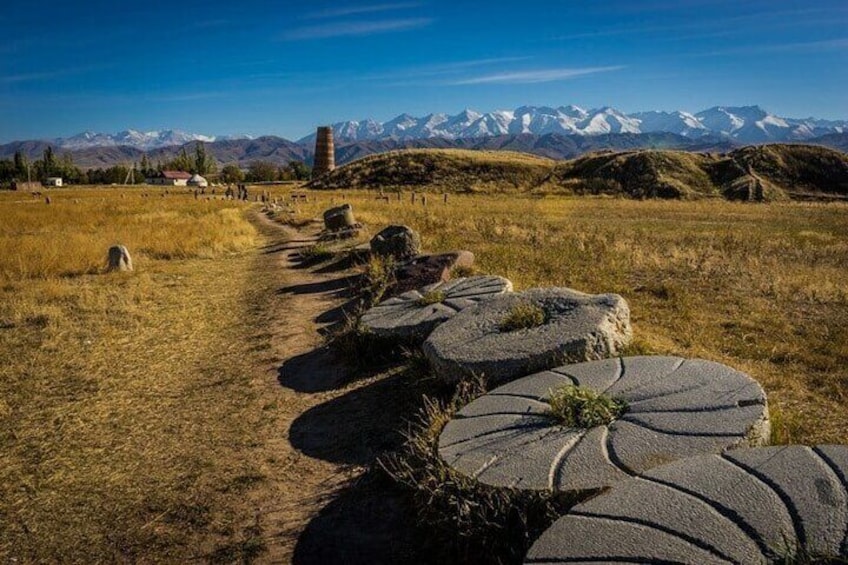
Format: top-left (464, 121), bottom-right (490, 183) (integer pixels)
top-left (379, 377), bottom-right (583, 564)
top-left (547, 385), bottom-right (628, 429)
top-left (499, 301), bottom-right (546, 332)
top-left (417, 290), bottom-right (446, 306)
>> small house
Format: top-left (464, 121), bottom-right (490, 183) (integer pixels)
top-left (147, 171), bottom-right (192, 186)
top-left (45, 177), bottom-right (63, 187)
top-left (10, 181), bottom-right (43, 191)
top-left (187, 174), bottom-right (208, 188)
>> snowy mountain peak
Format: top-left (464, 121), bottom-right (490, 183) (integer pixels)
top-left (297, 105), bottom-right (846, 144)
top-left (53, 129), bottom-right (241, 150)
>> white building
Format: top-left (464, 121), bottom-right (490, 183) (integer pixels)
top-left (45, 177), bottom-right (63, 187)
top-left (187, 174), bottom-right (208, 188)
top-left (147, 171), bottom-right (192, 186)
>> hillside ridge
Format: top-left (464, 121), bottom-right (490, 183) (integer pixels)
top-left (307, 144), bottom-right (848, 201)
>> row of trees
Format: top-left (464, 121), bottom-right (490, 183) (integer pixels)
top-left (0, 142), bottom-right (312, 186)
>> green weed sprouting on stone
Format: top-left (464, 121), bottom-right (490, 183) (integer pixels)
top-left (498, 301), bottom-right (546, 332)
top-left (547, 385), bottom-right (628, 429)
top-left (417, 290), bottom-right (446, 306)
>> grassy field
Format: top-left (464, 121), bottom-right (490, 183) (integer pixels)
top-left (2, 183), bottom-right (847, 561)
top-left (0, 187), bottom-right (286, 561)
top-left (283, 190), bottom-right (848, 444)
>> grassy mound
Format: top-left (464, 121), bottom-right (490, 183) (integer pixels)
top-left (308, 145), bottom-right (848, 201)
top-left (552, 150), bottom-right (720, 199)
top-left (730, 144), bottom-right (848, 199)
top-left (552, 144), bottom-right (848, 201)
top-left (307, 148), bottom-right (556, 192)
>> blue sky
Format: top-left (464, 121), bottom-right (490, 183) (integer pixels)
top-left (1, 0), bottom-right (846, 142)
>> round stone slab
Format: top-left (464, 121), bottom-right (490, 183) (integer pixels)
top-left (359, 276), bottom-right (513, 342)
top-left (423, 287), bottom-right (632, 385)
top-left (438, 356), bottom-right (769, 492)
top-left (526, 445), bottom-right (848, 564)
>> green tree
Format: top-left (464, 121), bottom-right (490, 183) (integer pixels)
top-left (0, 159), bottom-right (15, 184)
top-left (287, 160), bottom-right (311, 181)
top-left (194, 142), bottom-right (207, 174)
top-left (139, 154), bottom-right (152, 178)
top-left (13, 151), bottom-right (28, 179)
top-left (166, 147), bottom-right (192, 172)
top-left (42, 146), bottom-right (56, 178)
top-left (247, 160), bottom-right (278, 182)
top-left (220, 164), bottom-right (244, 184)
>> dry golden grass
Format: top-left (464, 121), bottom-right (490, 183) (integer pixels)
top-left (0, 187), bottom-right (288, 561)
top-left (288, 191), bottom-right (848, 444)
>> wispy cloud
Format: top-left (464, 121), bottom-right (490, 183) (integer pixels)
top-left (549, 8), bottom-right (846, 42)
top-left (303, 2), bottom-right (423, 20)
top-left (281, 17), bottom-right (432, 40)
top-left (0, 64), bottom-right (111, 84)
top-left (696, 37), bottom-right (848, 57)
top-left (450, 66), bottom-right (624, 85)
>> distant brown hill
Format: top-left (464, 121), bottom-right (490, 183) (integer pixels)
top-left (1, 132), bottom-right (847, 177)
top-left (308, 144), bottom-right (848, 201)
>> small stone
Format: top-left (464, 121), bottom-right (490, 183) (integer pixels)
top-left (423, 287), bottom-right (632, 385)
top-left (107, 245), bottom-right (133, 272)
top-left (370, 225), bottom-right (421, 261)
top-left (360, 275), bottom-right (513, 343)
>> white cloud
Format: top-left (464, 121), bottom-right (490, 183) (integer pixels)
top-left (281, 17), bottom-right (432, 40)
top-left (451, 66), bottom-right (624, 85)
top-left (303, 3), bottom-right (423, 20)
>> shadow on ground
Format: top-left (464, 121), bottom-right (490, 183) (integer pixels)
top-left (288, 367), bottom-right (443, 465)
top-left (277, 274), bottom-right (360, 298)
top-left (277, 346), bottom-right (351, 393)
top-left (292, 469), bottom-right (437, 565)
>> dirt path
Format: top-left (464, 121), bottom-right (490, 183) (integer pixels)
top-left (246, 211), bottom-right (435, 564)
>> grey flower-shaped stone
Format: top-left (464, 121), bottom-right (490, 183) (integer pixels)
top-left (423, 288), bottom-right (632, 385)
top-left (439, 356), bottom-right (770, 493)
top-left (360, 276), bottom-right (513, 342)
top-left (526, 445), bottom-right (848, 564)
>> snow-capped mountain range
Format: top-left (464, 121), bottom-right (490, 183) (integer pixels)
top-left (37, 105), bottom-right (847, 151)
top-left (54, 129), bottom-right (253, 150)
top-left (299, 105), bottom-right (847, 144)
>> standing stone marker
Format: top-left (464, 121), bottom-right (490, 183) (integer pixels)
top-left (423, 287), bottom-right (631, 385)
top-left (107, 245), bottom-right (133, 272)
top-left (322, 204), bottom-right (356, 232)
top-left (439, 356), bottom-right (770, 493)
top-left (370, 225), bottom-right (422, 261)
top-left (526, 445), bottom-right (848, 564)
top-left (360, 275), bottom-right (513, 342)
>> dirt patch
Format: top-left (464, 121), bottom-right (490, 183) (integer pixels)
top-left (248, 212), bottom-right (440, 563)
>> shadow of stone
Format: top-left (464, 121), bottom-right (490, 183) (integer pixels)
top-left (277, 346), bottom-right (349, 393)
top-left (313, 250), bottom-right (370, 274)
top-left (314, 297), bottom-right (361, 325)
top-left (288, 368), bottom-right (443, 465)
top-left (292, 469), bottom-right (436, 565)
top-left (261, 242), bottom-right (290, 255)
top-left (277, 275), bottom-right (360, 297)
